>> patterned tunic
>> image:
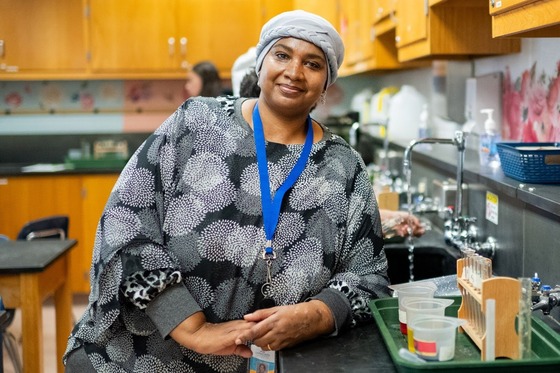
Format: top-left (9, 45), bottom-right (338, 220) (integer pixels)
top-left (64, 96), bottom-right (390, 372)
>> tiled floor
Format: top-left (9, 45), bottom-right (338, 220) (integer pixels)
top-left (2, 295), bottom-right (88, 373)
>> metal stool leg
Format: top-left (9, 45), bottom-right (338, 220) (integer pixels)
top-left (3, 331), bottom-right (22, 373)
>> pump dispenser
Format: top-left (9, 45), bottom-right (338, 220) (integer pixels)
top-left (479, 108), bottom-right (501, 168)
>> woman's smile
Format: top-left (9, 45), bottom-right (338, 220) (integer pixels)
top-left (278, 83), bottom-right (304, 95)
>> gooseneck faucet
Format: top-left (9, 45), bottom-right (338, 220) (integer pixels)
top-left (403, 131), bottom-right (465, 220)
top-left (403, 131), bottom-right (495, 256)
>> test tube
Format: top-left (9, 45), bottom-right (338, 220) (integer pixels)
top-left (518, 278), bottom-right (533, 359)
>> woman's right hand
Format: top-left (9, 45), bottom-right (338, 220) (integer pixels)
top-left (169, 311), bottom-right (255, 358)
top-left (380, 209), bottom-right (426, 238)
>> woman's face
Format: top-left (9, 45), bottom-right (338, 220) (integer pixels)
top-left (184, 70), bottom-right (203, 98)
top-left (258, 37), bottom-right (328, 116)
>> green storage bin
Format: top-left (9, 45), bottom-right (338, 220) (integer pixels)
top-left (65, 157), bottom-right (128, 170)
top-left (370, 296), bottom-right (560, 372)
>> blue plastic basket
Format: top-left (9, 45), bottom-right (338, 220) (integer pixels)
top-left (496, 142), bottom-right (560, 183)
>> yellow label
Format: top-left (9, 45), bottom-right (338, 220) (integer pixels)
top-left (486, 192), bottom-right (498, 204)
top-left (407, 328), bottom-right (415, 352)
top-left (486, 191), bottom-right (499, 225)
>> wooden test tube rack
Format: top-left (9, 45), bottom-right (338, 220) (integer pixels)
top-left (456, 258), bottom-right (521, 360)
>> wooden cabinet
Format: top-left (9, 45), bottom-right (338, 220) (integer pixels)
top-left (395, 0), bottom-right (428, 50)
top-left (1, 0), bottom-right (268, 80)
top-left (0, 0), bottom-right (87, 78)
top-left (0, 173), bottom-right (118, 294)
top-left (261, 0), bottom-right (294, 23)
top-left (78, 174), bottom-right (118, 293)
top-left (190, 0), bottom-right (262, 75)
top-left (395, 0), bottom-right (520, 62)
top-left (350, 0), bottom-right (429, 73)
top-left (293, 0), bottom-right (339, 30)
top-left (88, 0), bottom-right (185, 77)
top-left (373, 0), bottom-right (396, 27)
top-left (88, 0), bottom-right (262, 78)
top-left (338, 0), bottom-right (361, 68)
top-left (489, 0), bottom-right (560, 37)
top-left (0, 175), bottom-right (82, 243)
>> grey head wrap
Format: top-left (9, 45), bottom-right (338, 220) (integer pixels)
top-left (255, 10), bottom-right (344, 88)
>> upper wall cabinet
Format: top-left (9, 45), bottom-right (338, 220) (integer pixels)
top-left (88, 0), bottom-right (262, 78)
top-left (489, 0), bottom-right (560, 37)
top-left (396, 0), bottom-right (521, 62)
top-left (0, 0), bottom-right (87, 78)
top-left (295, 0), bottom-right (519, 75)
top-left (293, 0), bottom-right (339, 30)
top-left (88, 0), bottom-right (181, 77)
top-left (177, 0), bottom-right (262, 76)
top-left (365, 0), bottom-right (430, 73)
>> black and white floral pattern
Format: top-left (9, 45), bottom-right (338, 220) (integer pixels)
top-left (64, 96), bottom-right (389, 372)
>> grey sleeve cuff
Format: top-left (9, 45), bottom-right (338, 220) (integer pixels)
top-left (308, 288), bottom-right (352, 336)
top-left (145, 283), bottom-right (202, 339)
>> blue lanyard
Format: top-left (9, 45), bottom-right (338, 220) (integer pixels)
top-left (253, 102), bottom-right (313, 258)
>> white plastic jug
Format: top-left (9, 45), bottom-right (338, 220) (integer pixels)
top-left (370, 86), bottom-right (398, 125)
top-left (387, 85), bottom-right (427, 143)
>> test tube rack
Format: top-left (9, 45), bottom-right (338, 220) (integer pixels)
top-left (456, 257), bottom-right (521, 360)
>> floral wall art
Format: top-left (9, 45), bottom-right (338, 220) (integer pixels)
top-left (502, 61), bottom-right (560, 142)
top-left (0, 80), bottom-right (187, 134)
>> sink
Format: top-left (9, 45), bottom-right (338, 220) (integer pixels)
top-left (0, 163), bottom-right (30, 175)
top-left (384, 229), bottom-right (461, 285)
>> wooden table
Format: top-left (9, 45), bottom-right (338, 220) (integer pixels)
top-left (0, 239), bottom-right (76, 373)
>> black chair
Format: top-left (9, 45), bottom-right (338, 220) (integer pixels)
top-left (2, 215), bottom-right (69, 373)
top-left (16, 215), bottom-right (68, 240)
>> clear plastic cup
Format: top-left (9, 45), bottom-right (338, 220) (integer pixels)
top-left (403, 298), bottom-right (454, 352)
top-left (408, 315), bottom-right (466, 361)
top-left (395, 284), bottom-right (436, 334)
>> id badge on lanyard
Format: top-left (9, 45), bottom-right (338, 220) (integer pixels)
top-left (248, 345), bottom-right (276, 373)
top-left (247, 102), bottom-right (313, 373)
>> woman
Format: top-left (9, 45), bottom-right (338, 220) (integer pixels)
top-left (64, 10), bottom-right (389, 372)
top-left (184, 60), bottom-right (223, 98)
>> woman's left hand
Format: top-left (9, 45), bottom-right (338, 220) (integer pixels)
top-left (235, 300), bottom-right (334, 351)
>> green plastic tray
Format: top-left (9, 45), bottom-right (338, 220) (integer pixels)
top-left (370, 296), bottom-right (560, 372)
top-left (65, 157), bottom-right (128, 169)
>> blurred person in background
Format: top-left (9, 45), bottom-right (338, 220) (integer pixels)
top-left (184, 61), bottom-right (223, 98)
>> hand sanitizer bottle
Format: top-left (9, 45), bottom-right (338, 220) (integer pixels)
top-left (479, 108), bottom-right (501, 168)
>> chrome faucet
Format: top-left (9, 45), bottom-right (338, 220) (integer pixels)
top-left (403, 131), bottom-right (496, 257)
top-left (531, 284), bottom-right (560, 315)
top-left (403, 130), bottom-right (465, 219)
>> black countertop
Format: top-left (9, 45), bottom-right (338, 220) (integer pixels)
top-left (0, 163), bottom-right (123, 176)
top-left (388, 139), bottom-right (560, 218)
top-left (0, 239), bottom-right (77, 273)
top-left (279, 322), bottom-right (397, 373)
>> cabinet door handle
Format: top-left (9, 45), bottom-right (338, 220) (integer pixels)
top-left (180, 37), bottom-right (188, 56)
top-left (0, 40), bottom-right (4, 59)
top-left (168, 37), bottom-right (175, 56)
